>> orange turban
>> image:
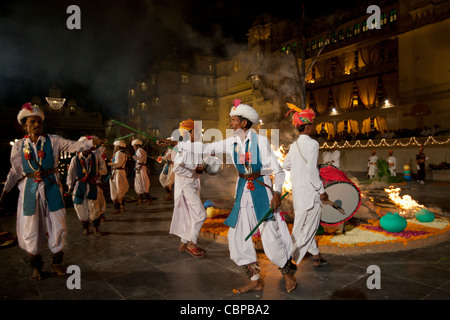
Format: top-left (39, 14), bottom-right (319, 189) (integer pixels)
top-left (179, 119), bottom-right (195, 131)
top-left (286, 103), bottom-right (315, 127)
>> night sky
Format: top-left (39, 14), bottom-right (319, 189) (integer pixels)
top-left (0, 0), bottom-right (359, 119)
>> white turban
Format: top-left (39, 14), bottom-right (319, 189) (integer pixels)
top-left (229, 99), bottom-right (259, 124)
top-left (17, 103), bottom-right (45, 125)
top-left (78, 135), bottom-right (98, 142)
top-left (131, 139), bottom-right (143, 146)
top-left (114, 140), bottom-right (126, 148)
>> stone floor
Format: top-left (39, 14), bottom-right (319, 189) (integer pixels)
top-left (1, 177), bottom-right (449, 309)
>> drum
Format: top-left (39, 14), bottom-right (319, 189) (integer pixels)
top-left (319, 165), bottom-right (361, 226)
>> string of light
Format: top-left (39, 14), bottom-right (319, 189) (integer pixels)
top-left (320, 135), bottom-right (450, 149)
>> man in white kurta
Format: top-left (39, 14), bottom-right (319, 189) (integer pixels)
top-left (330, 148), bottom-right (341, 169)
top-left (169, 120), bottom-right (207, 258)
top-left (387, 150), bottom-right (397, 177)
top-left (93, 146), bottom-right (108, 223)
top-left (367, 150), bottom-right (378, 179)
top-left (322, 150), bottom-right (332, 166)
top-left (67, 137), bottom-right (107, 235)
top-left (283, 104), bottom-right (329, 268)
top-left (131, 139), bottom-right (152, 205)
top-left (108, 140), bottom-right (129, 214)
top-left (160, 100), bottom-right (296, 293)
top-left (0, 103), bottom-right (106, 280)
top-left (158, 146), bottom-right (175, 201)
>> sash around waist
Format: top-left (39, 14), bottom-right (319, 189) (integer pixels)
top-left (25, 168), bottom-right (58, 179)
top-left (238, 171), bottom-right (262, 180)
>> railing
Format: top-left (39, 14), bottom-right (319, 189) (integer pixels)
top-left (320, 135), bottom-right (450, 149)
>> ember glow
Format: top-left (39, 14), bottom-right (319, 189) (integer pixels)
top-left (273, 145), bottom-right (292, 194)
top-left (384, 186), bottom-right (425, 218)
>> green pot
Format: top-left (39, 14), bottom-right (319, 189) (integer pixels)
top-left (380, 212), bottom-right (407, 233)
top-left (415, 209), bottom-right (435, 222)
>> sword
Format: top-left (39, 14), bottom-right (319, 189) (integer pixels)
top-left (245, 192), bottom-right (289, 241)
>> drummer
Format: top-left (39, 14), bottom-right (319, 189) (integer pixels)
top-left (282, 104), bottom-right (329, 268)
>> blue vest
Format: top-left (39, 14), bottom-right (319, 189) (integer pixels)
top-left (224, 132), bottom-right (271, 228)
top-left (73, 154), bottom-right (98, 205)
top-left (21, 136), bottom-right (65, 216)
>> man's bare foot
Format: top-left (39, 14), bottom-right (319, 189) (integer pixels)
top-left (233, 279), bottom-right (264, 294)
top-left (30, 269), bottom-right (43, 281)
top-left (178, 242), bottom-right (187, 252)
top-left (284, 273), bottom-right (297, 293)
top-left (51, 264), bottom-right (66, 276)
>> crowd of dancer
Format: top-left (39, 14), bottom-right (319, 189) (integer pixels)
top-left (0, 100), bottom-right (332, 294)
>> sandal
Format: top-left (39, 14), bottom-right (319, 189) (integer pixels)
top-left (185, 247), bottom-right (206, 258)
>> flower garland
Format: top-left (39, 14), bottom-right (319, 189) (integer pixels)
top-left (78, 153), bottom-right (93, 183)
top-left (23, 135), bottom-right (46, 183)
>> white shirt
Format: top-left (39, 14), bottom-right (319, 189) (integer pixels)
top-left (283, 134), bottom-right (324, 212)
top-left (331, 150), bottom-right (340, 168)
top-left (177, 130), bottom-right (285, 194)
top-left (4, 134), bottom-right (93, 193)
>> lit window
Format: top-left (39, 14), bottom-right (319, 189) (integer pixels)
top-left (338, 30), bottom-right (344, 41)
top-left (381, 13), bottom-right (387, 26)
top-left (354, 23), bottom-right (360, 35)
top-left (140, 82), bottom-right (147, 91)
top-left (389, 9), bottom-right (397, 22)
top-left (362, 21), bottom-right (368, 32)
top-left (311, 40), bottom-right (317, 50)
top-left (331, 33), bottom-right (337, 43)
top-left (129, 89), bottom-right (135, 97)
top-left (318, 38), bottom-right (323, 48)
top-left (181, 74), bottom-right (189, 84)
top-left (346, 27), bottom-right (352, 38)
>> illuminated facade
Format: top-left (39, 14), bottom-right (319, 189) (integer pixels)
top-left (215, 0), bottom-right (450, 140)
top-left (126, 0), bottom-right (450, 175)
top-left (127, 53), bottom-right (217, 138)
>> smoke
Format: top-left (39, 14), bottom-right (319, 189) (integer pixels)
top-left (0, 0), bottom-right (239, 116)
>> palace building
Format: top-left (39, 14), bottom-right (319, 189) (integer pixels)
top-left (127, 0), bottom-right (450, 176)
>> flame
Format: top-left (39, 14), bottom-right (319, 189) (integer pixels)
top-left (384, 186), bottom-right (424, 218)
top-left (273, 145), bottom-right (292, 194)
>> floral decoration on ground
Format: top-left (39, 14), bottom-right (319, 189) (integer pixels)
top-left (200, 209), bottom-right (450, 249)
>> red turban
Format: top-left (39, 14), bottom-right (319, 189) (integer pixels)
top-left (286, 103), bottom-right (315, 127)
top-left (179, 119), bottom-right (195, 131)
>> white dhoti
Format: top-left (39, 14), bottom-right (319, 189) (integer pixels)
top-left (94, 186), bottom-right (106, 216)
top-left (134, 166), bottom-right (150, 195)
top-left (228, 186), bottom-right (292, 268)
top-left (291, 200), bottom-right (322, 265)
top-left (169, 172), bottom-right (206, 244)
top-left (110, 169), bottom-right (129, 203)
top-left (16, 179), bottom-right (66, 255)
